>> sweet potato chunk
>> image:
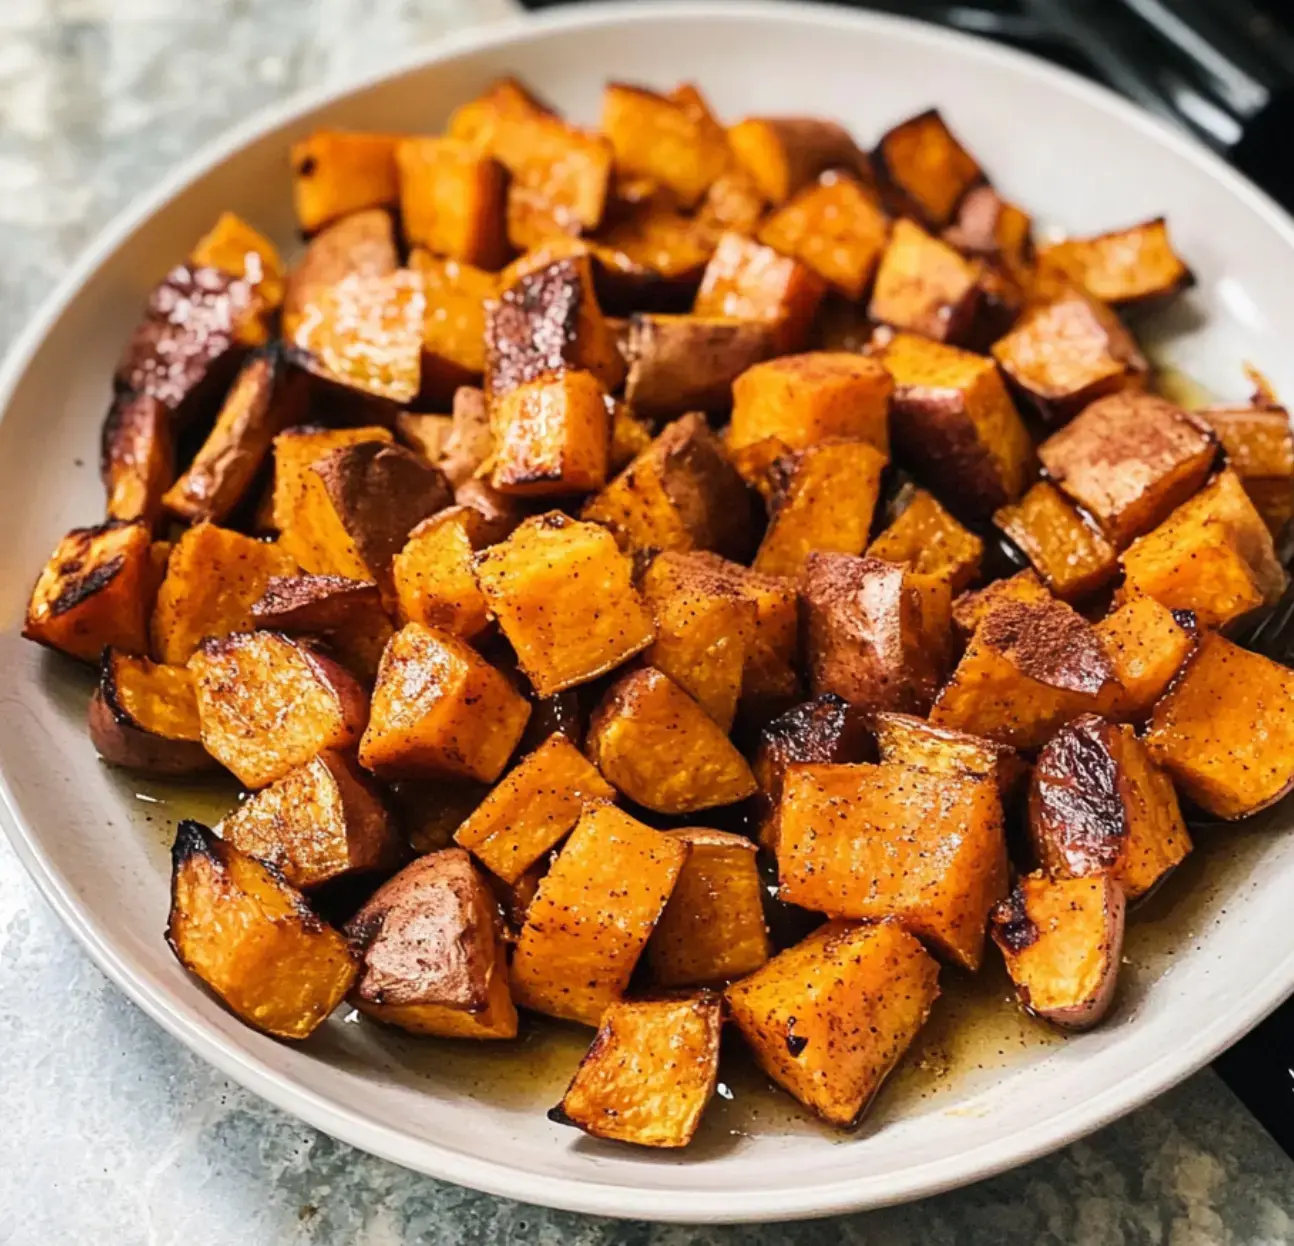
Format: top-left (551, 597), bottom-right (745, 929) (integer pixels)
top-left (943, 185), bottom-right (1033, 278)
top-left (693, 232), bottom-right (826, 353)
top-left (167, 821), bottom-right (357, 1039)
top-left (437, 386), bottom-right (493, 487)
top-left (758, 172), bottom-right (890, 299)
top-left (1030, 715), bottom-right (1189, 898)
top-left (875, 108), bottom-right (982, 229)
top-left (931, 598), bottom-right (1120, 749)
top-left (190, 631), bottom-right (367, 788)
top-left (725, 920), bottom-right (939, 1127)
top-left (872, 712), bottom-right (1025, 800)
top-left (490, 369), bottom-right (611, 496)
top-left (800, 553), bottom-right (953, 715)
top-left (646, 830), bottom-right (770, 987)
top-left (582, 413), bottom-right (757, 560)
top-left (595, 201), bottom-right (714, 292)
top-left (1038, 392), bottom-right (1217, 546)
top-left (876, 331), bottom-right (1033, 517)
top-left (475, 512), bottom-right (655, 696)
top-left (358, 623), bottom-right (529, 782)
top-left (1120, 468), bottom-right (1286, 628)
top-left (991, 873), bottom-right (1125, 1030)
top-left (727, 117), bottom-right (867, 206)
top-left (291, 130), bottom-right (401, 234)
top-left (778, 762), bottom-right (1007, 969)
top-left (454, 733), bottom-right (615, 884)
top-left (868, 219), bottom-right (983, 345)
top-left (24, 521), bottom-right (153, 663)
top-left (951, 568), bottom-right (1051, 639)
top-left (101, 392), bottom-right (174, 529)
top-left (271, 424), bottom-right (394, 540)
top-left (588, 668), bottom-right (757, 813)
top-left (1037, 218), bottom-right (1192, 308)
top-left (190, 211), bottom-right (286, 310)
top-left (88, 649), bottom-right (214, 776)
top-left (695, 165), bottom-right (766, 239)
top-left (551, 993), bottom-right (723, 1148)
top-left (1146, 632), bottom-right (1294, 819)
top-left (387, 777), bottom-right (489, 856)
top-left (407, 250), bottom-right (499, 403)
top-left (868, 487), bottom-right (984, 593)
top-left (753, 441), bottom-right (888, 578)
top-left (221, 749), bottom-right (401, 889)
top-left (609, 400), bottom-right (654, 471)
top-left (728, 351), bottom-right (892, 455)
top-left (396, 136), bottom-right (508, 269)
top-left (391, 507), bottom-right (492, 640)
top-left (994, 481), bottom-right (1119, 602)
top-left (1094, 594), bottom-right (1196, 721)
top-left (345, 848), bottom-right (517, 1039)
top-left (396, 412), bottom-right (453, 464)
top-left (511, 803), bottom-right (688, 1025)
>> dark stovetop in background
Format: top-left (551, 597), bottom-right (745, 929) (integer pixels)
top-left (519, 0), bottom-right (1294, 1160)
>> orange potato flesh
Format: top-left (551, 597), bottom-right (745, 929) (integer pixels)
top-left (875, 108), bottom-right (982, 229)
top-left (409, 250), bottom-right (499, 401)
top-left (868, 218), bottom-right (982, 344)
top-left (190, 210), bottom-right (286, 311)
top-left (290, 130), bottom-right (402, 234)
top-left (1197, 393), bottom-right (1294, 536)
top-left (1093, 594), bottom-right (1196, 722)
top-left (727, 117), bottom-right (867, 206)
top-left (993, 481), bottom-right (1119, 602)
top-left (271, 424), bottom-right (393, 547)
top-left (396, 137), bottom-right (508, 270)
top-left (1036, 218), bottom-right (1192, 308)
top-left (872, 711), bottom-right (1025, 801)
top-left (867, 488), bottom-right (984, 593)
top-left (392, 508), bottom-right (492, 640)
top-left (951, 569), bottom-right (1051, 639)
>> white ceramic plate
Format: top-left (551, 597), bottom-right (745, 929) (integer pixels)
top-left (3, 0), bottom-right (1294, 1224)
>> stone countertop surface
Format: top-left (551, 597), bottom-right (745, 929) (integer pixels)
top-left (2, 2), bottom-right (1293, 1243)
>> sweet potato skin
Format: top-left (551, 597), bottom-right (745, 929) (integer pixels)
top-left (1197, 382), bottom-right (1294, 536)
top-left (727, 116), bottom-right (868, 206)
top-left (101, 391), bottom-right (174, 529)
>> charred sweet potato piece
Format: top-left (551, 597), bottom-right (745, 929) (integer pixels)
top-left (692, 232), bottom-right (826, 353)
top-left (594, 203), bottom-right (715, 297)
top-left (190, 211), bottom-right (286, 310)
top-left (221, 749), bottom-right (400, 889)
top-left (1030, 715), bottom-right (1189, 898)
top-left (24, 521), bottom-right (153, 663)
top-left (511, 802), bottom-right (688, 1025)
top-left (190, 631), bottom-right (368, 788)
top-left (345, 848), bottom-right (517, 1039)
top-left (727, 117), bottom-right (868, 206)
top-left (874, 109), bottom-right (982, 229)
top-left (646, 830), bottom-right (770, 987)
top-left (800, 552), bottom-right (953, 715)
top-left (876, 331), bottom-right (1033, 517)
top-left (868, 487), bottom-right (984, 593)
top-left (271, 424), bottom-right (393, 534)
top-left (88, 649), bottom-right (215, 776)
top-left (167, 821), bottom-right (357, 1039)
top-left (475, 512), bottom-right (655, 696)
top-left (358, 622), bottom-right (529, 782)
top-left (1038, 392), bottom-right (1218, 546)
top-left (729, 351), bottom-right (892, 455)
top-left (387, 777), bottom-right (489, 856)
top-left (1120, 468), bottom-right (1286, 628)
top-left (991, 873), bottom-right (1125, 1030)
top-left (758, 172), bottom-right (890, 300)
top-left (725, 920), bottom-right (939, 1127)
top-left (490, 369), bottom-right (611, 496)
top-left (868, 219), bottom-right (984, 345)
top-left (391, 507), bottom-right (492, 640)
top-left (101, 392), bottom-right (174, 529)
top-left (994, 482), bottom-right (1119, 602)
top-left (931, 598), bottom-right (1120, 749)
top-left (407, 250), bottom-right (499, 404)
top-left (1037, 218), bottom-right (1192, 309)
top-left (1146, 632), bottom-right (1294, 819)
top-left (551, 992), bottom-right (723, 1148)
top-left (942, 185), bottom-right (1033, 278)
top-left (1093, 594), bottom-right (1196, 722)
top-left (777, 762), bottom-right (1007, 969)
top-left (454, 733), bottom-right (615, 884)
top-left (588, 668), bottom-right (757, 813)
top-left (872, 712), bottom-right (1025, 800)
top-left (992, 288), bottom-right (1148, 425)
top-left (396, 136), bottom-right (508, 269)
top-left (291, 130), bottom-right (401, 234)
top-left (951, 568), bottom-right (1051, 639)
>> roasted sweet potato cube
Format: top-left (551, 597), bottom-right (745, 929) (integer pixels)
top-left (727, 117), bottom-right (868, 206)
top-left (991, 873), bottom-right (1125, 1030)
top-left (875, 109), bottom-right (982, 229)
top-left (345, 848), bottom-right (517, 1039)
top-left (391, 507), bottom-right (492, 640)
top-left (994, 481), bottom-right (1119, 602)
top-left (552, 993), bottom-right (722, 1148)
top-left (695, 166), bottom-right (766, 239)
top-left (1037, 218), bottom-right (1192, 309)
top-left (24, 521), bottom-right (153, 664)
top-left (1094, 594), bottom-right (1196, 721)
top-left (582, 413), bottom-right (756, 560)
top-left (646, 830), bottom-right (770, 987)
top-left (872, 712), bottom-right (1025, 800)
top-left (1038, 392), bottom-right (1217, 546)
top-left (1197, 380), bottom-right (1294, 537)
top-left (475, 513), bottom-right (655, 696)
top-left (640, 551), bottom-right (758, 730)
top-left (867, 487), bottom-right (984, 593)
top-left (595, 207), bottom-right (714, 299)
top-left (167, 821), bottom-right (357, 1039)
top-left (291, 130), bottom-right (401, 234)
top-left (1120, 468), bottom-right (1286, 628)
top-left (490, 369), bottom-right (611, 496)
top-left (693, 232), bottom-right (826, 353)
top-left (190, 210), bottom-right (286, 310)
top-left (951, 568), bottom-right (1051, 639)
top-left (868, 219), bottom-right (983, 345)
top-left (511, 803), bottom-right (688, 1025)
top-left (1146, 632), bottom-right (1294, 819)
top-left (271, 424), bottom-right (393, 535)
top-left (729, 351), bottom-right (892, 455)
top-left (609, 400), bottom-right (653, 471)
top-left (588, 668), bottom-right (757, 813)
top-left (991, 289), bottom-right (1148, 425)
top-left (1030, 714), bottom-right (1190, 898)
top-left (358, 623), bottom-right (529, 782)
top-left (454, 733), bottom-right (615, 884)
top-left (753, 441), bottom-right (887, 578)
top-left (942, 185), bottom-right (1033, 278)
top-left (100, 391), bottom-right (174, 529)
top-left (777, 762), bottom-right (1008, 969)
top-left (725, 920), bottom-right (939, 1126)
top-left (396, 412), bottom-right (454, 464)
top-left (724, 433), bottom-right (791, 500)
top-left (190, 631), bottom-right (368, 788)
top-left (88, 649), bottom-right (215, 776)
top-left (757, 172), bottom-right (890, 300)
top-left (800, 552), bottom-right (953, 715)
top-left (876, 331), bottom-right (1033, 517)
top-left (408, 250), bottom-right (499, 403)
top-left (396, 136), bottom-right (508, 269)
top-left (435, 386), bottom-right (492, 488)
top-left (931, 598), bottom-right (1120, 749)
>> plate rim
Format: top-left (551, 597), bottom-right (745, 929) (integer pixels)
top-left (2, 0), bottom-right (1294, 1223)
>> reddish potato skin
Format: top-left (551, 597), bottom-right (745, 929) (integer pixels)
top-left (87, 685), bottom-right (216, 777)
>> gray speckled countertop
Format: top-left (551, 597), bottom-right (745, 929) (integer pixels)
top-left (2, 3), bottom-right (1294, 1243)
